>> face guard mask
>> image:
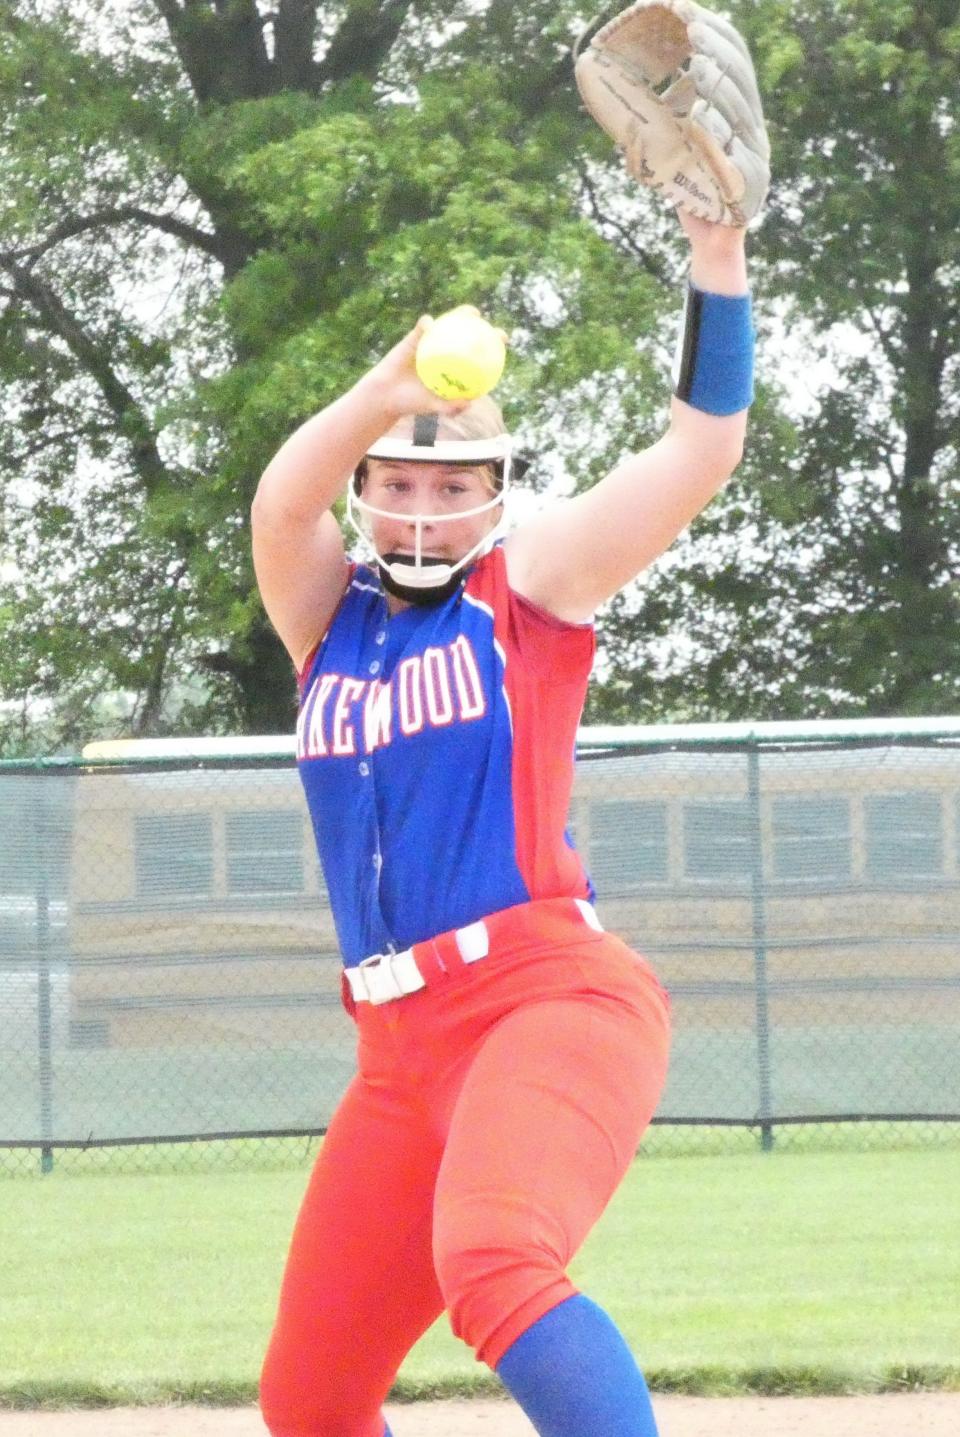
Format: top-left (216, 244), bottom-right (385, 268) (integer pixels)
top-left (346, 414), bottom-right (517, 595)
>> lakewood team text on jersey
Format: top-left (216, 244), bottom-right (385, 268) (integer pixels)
top-left (297, 634), bottom-right (490, 759)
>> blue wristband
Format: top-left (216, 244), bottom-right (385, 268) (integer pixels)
top-left (674, 285), bottom-right (755, 417)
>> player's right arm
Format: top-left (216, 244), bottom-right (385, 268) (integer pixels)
top-left (251, 382), bottom-right (380, 674)
top-left (251, 320), bottom-right (459, 670)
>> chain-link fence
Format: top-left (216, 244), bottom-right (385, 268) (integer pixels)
top-left (2, 720), bottom-right (959, 1173)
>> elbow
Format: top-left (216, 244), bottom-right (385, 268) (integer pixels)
top-left (705, 413), bottom-right (747, 482)
top-left (250, 483), bottom-right (295, 541)
top-left (692, 431), bottom-right (744, 491)
top-left (251, 474), bottom-right (299, 532)
top-left (721, 431), bottom-right (746, 476)
top-left (251, 483), bottom-right (326, 542)
top-left (708, 445), bottom-right (744, 500)
top-left (669, 402), bottom-right (748, 480)
top-left (250, 484), bottom-right (271, 534)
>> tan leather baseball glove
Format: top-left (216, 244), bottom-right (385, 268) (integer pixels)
top-left (574, 0), bottom-right (770, 226)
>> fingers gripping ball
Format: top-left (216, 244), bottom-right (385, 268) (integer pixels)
top-left (416, 308), bottom-right (507, 401)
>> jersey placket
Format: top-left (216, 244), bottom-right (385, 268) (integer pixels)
top-left (365, 614), bottom-right (392, 953)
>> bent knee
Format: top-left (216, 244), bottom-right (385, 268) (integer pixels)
top-left (435, 1229), bottom-right (573, 1365)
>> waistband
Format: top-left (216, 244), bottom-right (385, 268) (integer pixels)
top-left (344, 897), bottom-right (604, 1006)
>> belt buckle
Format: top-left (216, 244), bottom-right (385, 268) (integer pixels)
top-left (355, 948), bottom-right (424, 1004)
top-left (356, 952), bottom-right (400, 1005)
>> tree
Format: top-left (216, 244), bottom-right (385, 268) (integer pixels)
top-left (0, 0), bottom-right (674, 752)
top-left (3, 1), bottom-right (957, 755)
top-left (588, 0), bottom-right (960, 721)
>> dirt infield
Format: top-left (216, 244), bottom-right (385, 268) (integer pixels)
top-left (2, 1394), bottom-right (960, 1436)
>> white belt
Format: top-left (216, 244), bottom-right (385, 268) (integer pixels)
top-left (344, 899), bottom-right (603, 1006)
top-left (345, 920), bottom-right (491, 1005)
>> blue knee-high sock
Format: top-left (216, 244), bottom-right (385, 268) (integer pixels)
top-left (495, 1294), bottom-right (658, 1437)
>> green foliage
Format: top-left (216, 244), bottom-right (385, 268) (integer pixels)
top-left (178, 92), bottom-right (326, 189)
top-left (0, 0), bottom-right (958, 750)
top-left (1, 1), bottom-right (659, 747)
top-left (591, 0), bottom-right (960, 722)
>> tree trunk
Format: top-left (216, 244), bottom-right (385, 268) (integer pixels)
top-left (155, 0), bottom-right (275, 105)
top-left (237, 621), bottom-right (300, 733)
top-left (883, 228), bottom-right (955, 712)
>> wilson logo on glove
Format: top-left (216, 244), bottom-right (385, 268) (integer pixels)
top-left (574, 0), bottom-right (771, 226)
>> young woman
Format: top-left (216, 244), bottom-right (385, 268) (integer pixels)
top-left (251, 195), bottom-right (752, 1437)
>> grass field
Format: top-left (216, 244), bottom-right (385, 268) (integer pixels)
top-left (3, 1140), bottom-right (960, 1408)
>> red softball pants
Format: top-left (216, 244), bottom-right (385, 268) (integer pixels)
top-left (259, 898), bottom-right (671, 1437)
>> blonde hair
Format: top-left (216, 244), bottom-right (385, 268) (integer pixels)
top-left (428, 396), bottom-right (507, 443)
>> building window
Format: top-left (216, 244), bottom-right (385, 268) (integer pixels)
top-left (865, 791), bottom-right (943, 879)
top-left (684, 799), bottom-right (753, 882)
top-left (772, 795), bottom-right (852, 882)
top-left (590, 799), bottom-right (668, 890)
top-left (226, 811), bottom-right (304, 895)
top-left (135, 813), bottom-right (212, 899)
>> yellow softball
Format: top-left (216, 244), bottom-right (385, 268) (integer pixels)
top-left (415, 307), bottom-right (507, 401)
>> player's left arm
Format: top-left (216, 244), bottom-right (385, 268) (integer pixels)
top-left (504, 212), bottom-right (750, 625)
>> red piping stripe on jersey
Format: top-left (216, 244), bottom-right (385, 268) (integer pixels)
top-left (469, 548), bottom-right (593, 903)
top-left (296, 562), bottom-right (357, 693)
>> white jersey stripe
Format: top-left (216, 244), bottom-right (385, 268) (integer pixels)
top-left (462, 590), bottom-right (507, 671)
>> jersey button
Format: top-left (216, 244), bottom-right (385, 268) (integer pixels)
top-left (358, 761), bottom-right (370, 777)
top-left (375, 631), bottom-right (386, 645)
top-left (369, 661), bottom-right (380, 675)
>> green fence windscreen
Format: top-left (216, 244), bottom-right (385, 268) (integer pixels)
top-left (2, 725), bottom-right (958, 1169)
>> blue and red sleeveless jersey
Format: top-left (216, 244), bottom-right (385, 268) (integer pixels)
top-left (296, 544), bottom-right (596, 966)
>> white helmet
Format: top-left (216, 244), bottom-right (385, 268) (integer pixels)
top-left (347, 411), bottom-right (523, 596)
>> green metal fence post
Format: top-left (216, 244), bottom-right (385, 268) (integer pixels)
top-left (747, 741), bottom-right (774, 1151)
top-left (36, 775), bottom-right (54, 1174)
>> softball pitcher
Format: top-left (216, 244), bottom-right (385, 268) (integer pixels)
top-left (252, 5), bottom-right (769, 1434)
